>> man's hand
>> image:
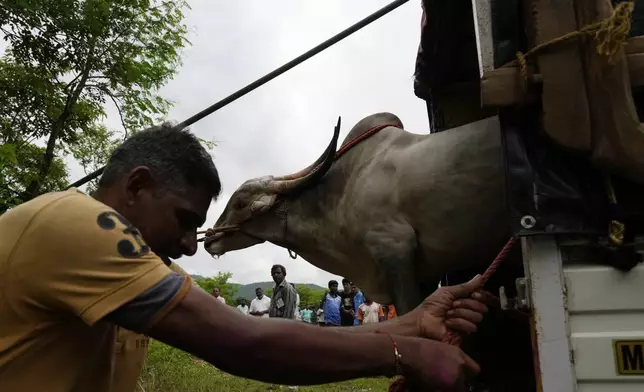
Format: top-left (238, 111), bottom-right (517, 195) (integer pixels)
top-left (412, 275), bottom-right (499, 341)
top-left (397, 338), bottom-right (480, 391)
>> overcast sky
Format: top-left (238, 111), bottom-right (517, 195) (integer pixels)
top-left (5, 1), bottom-right (431, 285)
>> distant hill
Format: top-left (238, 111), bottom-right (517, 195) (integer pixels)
top-left (235, 281), bottom-right (325, 299)
top-left (190, 274), bottom-right (206, 281)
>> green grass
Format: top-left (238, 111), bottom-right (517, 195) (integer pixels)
top-left (138, 340), bottom-right (392, 392)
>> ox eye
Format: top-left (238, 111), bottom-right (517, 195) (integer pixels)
top-left (234, 200), bottom-right (247, 209)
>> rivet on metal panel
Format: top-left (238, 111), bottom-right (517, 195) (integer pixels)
top-left (521, 215), bottom-right (537, 229)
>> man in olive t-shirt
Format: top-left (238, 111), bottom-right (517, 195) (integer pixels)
top-left (0, 189), bottom-right (190, 392)
top-left (0, 122), bottom-right (493, 392)
top-left (110, 261), bottom-right (196, 392)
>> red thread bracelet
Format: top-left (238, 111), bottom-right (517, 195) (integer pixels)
top-left (375, 330), bottom-right (403, 377)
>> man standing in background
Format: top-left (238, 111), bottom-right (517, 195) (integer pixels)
top-left (340, 278), bottom-right (355, 326)
top-left (212, 287), bottom-right (226, 304)
top-left (357, 296), bottom-right (385, 325)
top-left (237, 298), bottom-right (249, 315)
top-left (300, 307), bottom-right (312, 324)
top-left (383, 303), bottom-right (398, 320)
top-left (351, 283), bottom-right (365, 326)
top-left (268, 264), bottom-right (297, 319)
top-left (249, 287), bottom-right (271, 318)
top-left (320, 280), bottom-right (342, 326)
top-left (291, 283), bottom-right (301, 320)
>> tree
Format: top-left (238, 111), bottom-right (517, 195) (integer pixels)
top-left (0, 0), bottom-right (191, 210)
top-left (295, 285), bottom-right (326, 308)
top-left (193, 272), bottom-right (239, 306)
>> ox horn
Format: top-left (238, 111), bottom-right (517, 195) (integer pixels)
top-left (268, 117), bottom-right (341, 194)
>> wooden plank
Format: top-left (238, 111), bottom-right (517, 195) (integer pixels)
top-left (532, 0), bottom-right (592, 151)
top-left (481, 52), bottom-right (644, 106)
top-left (481, 66), bottom-right (540, 106)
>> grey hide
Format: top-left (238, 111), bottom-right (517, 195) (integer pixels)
top-left (206, 113), bottom-right (509, 315)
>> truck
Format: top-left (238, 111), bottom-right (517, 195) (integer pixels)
top-left (413, 0), bottom-right (644, 390)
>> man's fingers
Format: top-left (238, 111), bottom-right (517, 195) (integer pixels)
top-left (448, 274), bottom-right (483, 297)
top-left (453, 298), bottom-right (488, 315)
top-left (447, 308), bottom-right (484, 324)
top-left (472, 290), bottom-right (500, 308)
top-left (445, 318), bottom-right (478, 334)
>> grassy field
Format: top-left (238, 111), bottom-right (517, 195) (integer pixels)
top-left (138, 340), bottom-right (393, 392)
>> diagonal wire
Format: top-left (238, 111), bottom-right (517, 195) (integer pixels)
top-left (65, 0), bottom-right (411, 190)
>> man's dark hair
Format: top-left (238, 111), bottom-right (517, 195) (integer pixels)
top-left (271, 264), bottom-right (286, 275)
top-left (99, 122), bottom-right (221, 199)
top-left (255, 287), bottom-right (263, 291)
top-left (342, 278), bottom-right (351, 285)
top-left (328, 280), bottom-right (338, 288)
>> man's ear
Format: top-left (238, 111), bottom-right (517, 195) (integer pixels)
top-left (124, 166), bottom-right (156, 205)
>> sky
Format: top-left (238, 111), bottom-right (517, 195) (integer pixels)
top-left (4, 0), bottom-right (432, 286)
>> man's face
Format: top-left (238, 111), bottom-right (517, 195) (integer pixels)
top-left (213, 288), bottom-right (220, 297)
top-left (329, 283), bottom-right (339, 294)
top-left (272, 268), bottom-right (285, 284)
top-left (256, 288), bottom-right (263, 299)
top-left (351, 284), bottom-right (358, 294)
top-left (122, 168), bottom-right (211, 260)
top-left (342, 281), bottom-right (351, 293)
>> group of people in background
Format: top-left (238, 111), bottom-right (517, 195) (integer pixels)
top-left (319, 278), bottom-right (396, 327)
top-left (214, 266), bottom-right (396, 327)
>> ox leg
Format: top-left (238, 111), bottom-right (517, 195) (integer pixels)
top-left (365, 223), bottom-right (421, 315)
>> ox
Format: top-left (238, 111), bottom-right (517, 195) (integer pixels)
top-left (205, 113), bottom-right (509, 315)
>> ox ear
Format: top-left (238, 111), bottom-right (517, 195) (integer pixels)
top-left (250, 194), bottom-right (277, 214)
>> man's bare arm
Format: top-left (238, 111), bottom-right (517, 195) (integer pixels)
top-left (104, 273), bottom-right (488, 388)
top-left (143, 286), bottom-right (400, 386)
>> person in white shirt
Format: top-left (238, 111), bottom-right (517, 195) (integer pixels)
top-left (357, 296), bottom-right (385, 325)
top-left (237, 298), bottom-right (249, 315)
top-left (212, 287), bottom-right (226, 304)
top-left (249, 287), bottom-right (271, 318)
top-left (291, 283), bottom-right (301, 320)
top-left (316, 308), bottom-right (325, 326)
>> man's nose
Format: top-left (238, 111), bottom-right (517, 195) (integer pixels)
top-left (181, 231), bottom-right (198, 256)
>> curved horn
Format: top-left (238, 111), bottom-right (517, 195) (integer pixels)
top-left (272, 144), bottom-right (331, 181)
top-left (268, 117), bottom-right (341, 194)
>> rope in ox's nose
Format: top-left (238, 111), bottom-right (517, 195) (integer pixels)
top-left (196, 225), bottom-right (240, 242)
top-left (388, 236), bottom-right (519, 392)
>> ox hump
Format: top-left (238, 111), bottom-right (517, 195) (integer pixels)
top-left (341, 112), bottom-right (404, 147)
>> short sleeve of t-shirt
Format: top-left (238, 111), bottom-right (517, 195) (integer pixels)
top-left (8, 191), bottom-right (172, 326)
